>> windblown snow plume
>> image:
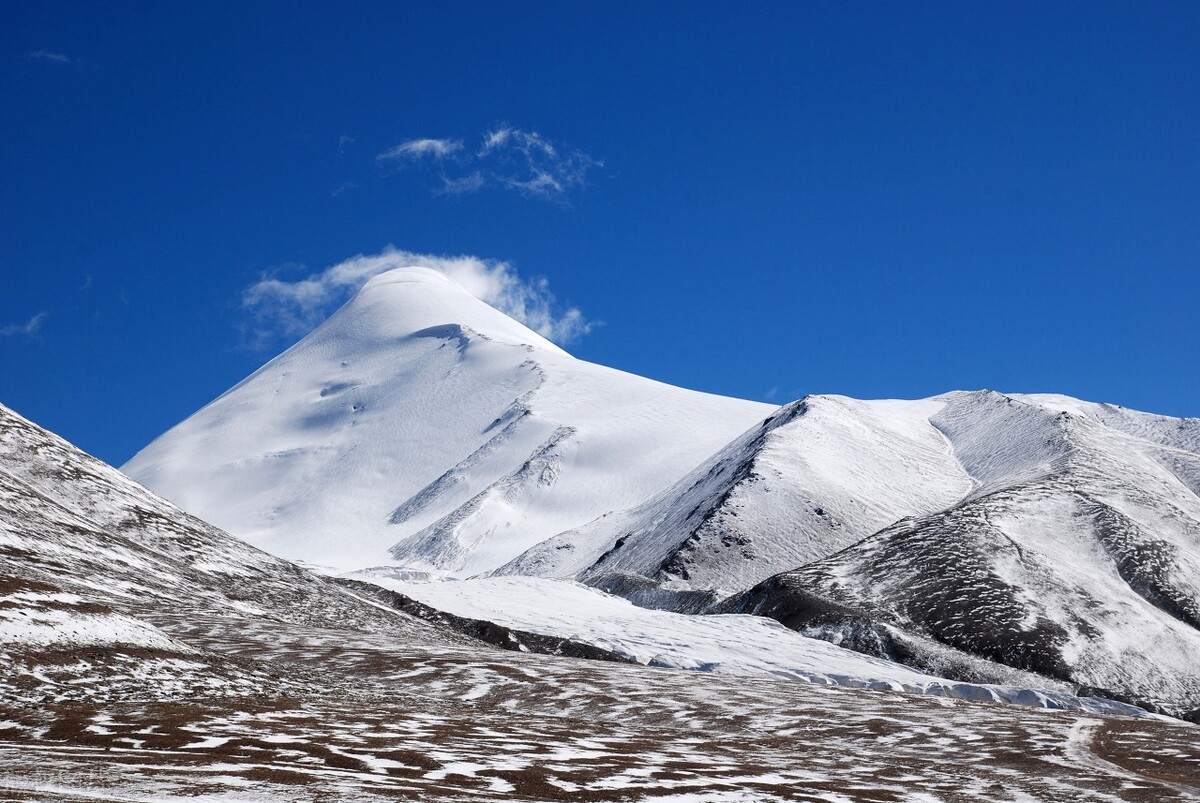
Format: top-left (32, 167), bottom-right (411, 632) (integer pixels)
top-left (242, 246), bottom-right (590, 345)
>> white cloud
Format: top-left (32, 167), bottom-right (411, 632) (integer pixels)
top-left (378, 126), bottom-right (600, 200)
top-left (28, 50), bottom-right (70, 64)
top-left (377, 138), bottom-right (464, 162)
top-left (482, 126), bottom-right (599, 199)
top-left (1, 312), bottom-right (48, 337)
top-left (241, 247), bottom-right (591, 347)
top-left (481, 127), bottom-right (513, 153)
top-left (438, 171), bottom-right (486, 196)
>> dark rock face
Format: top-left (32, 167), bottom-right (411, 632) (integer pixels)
top-left (812, 512), bottom-right (1074, 681)
top-left (713, 576), bottom-right (901, 661)
top-left (1086, 498), bottom-right (1200, 630)
top-left (587, 572), bottom-right (720, 614)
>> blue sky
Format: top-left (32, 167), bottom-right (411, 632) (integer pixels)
top-left (2, 2), bottom-right (1198, 465)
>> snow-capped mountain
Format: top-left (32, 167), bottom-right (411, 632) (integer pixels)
top-left (507, 390), bottom-right (1200, 600)
top-left (122, 264), bottom-right (1200, 721)
top-left (124, 267), bottom-right (773, 575)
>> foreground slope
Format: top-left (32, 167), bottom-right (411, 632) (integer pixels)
top-left (2, 407), bottom-right (1200, 800)
top-left (0, 400), bottom-right (467, 707)
top-left (123, 267), bottom-right (773, 576)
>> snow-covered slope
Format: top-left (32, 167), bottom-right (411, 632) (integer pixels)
top-left (707, 392), bottom-right (1200, 720)
top-left (502, 394), bottom-right (975, 596)
top-left (496, 389), bottom-right (1200, 719)
top-left (505, 391), bottom-right (1198, 595)
top-left (377, 575), bottom-right (1147, 716)
top-left (124, 267), bottom-right (773, 575)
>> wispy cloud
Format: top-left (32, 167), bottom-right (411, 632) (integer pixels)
top-left (438, 171), bottom-right (486, 196)
top-left (377, 138), bottom-right (463, 162)
top-left (377, 126), bottom-right (600, 201)
top-left (241, 246), bottom-right (591, 349)
top-left (28, 50), bottom-right (70, 64)
top-left (479, 126), bottom-right (599, 199)
top-left (1, 312), bottom-right (48, 337)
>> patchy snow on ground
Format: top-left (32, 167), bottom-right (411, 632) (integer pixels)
top-left (0, 603), bottom-right (188, 652)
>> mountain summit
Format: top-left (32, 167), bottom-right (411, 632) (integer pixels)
top-left (124, 266), bottom-right (774, 574)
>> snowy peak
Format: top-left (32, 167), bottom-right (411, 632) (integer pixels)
top-left (928, 390), bottom-right (1074, 494)
top-left (338, 267), bottom-right (569, 356)
top-left (123, 266), bottom-right (774, 575)
top-left (120, 262), bottom-right (1200, 723)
